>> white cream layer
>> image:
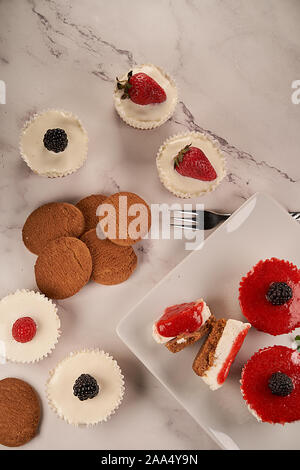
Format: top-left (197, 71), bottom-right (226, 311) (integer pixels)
top-left (114, 64), bottom-right (177, 127)
top-left (156, 132), bottom-right (226, 198)
top-left (202, 319), bottom-right (250, 391)
top-left (152, 299), bottom-right (211, 344)
top-left (0, 289), bottom-right (60, 363)
top-left (20, 110), bottom-right (88, 177)
top-left (47, 349), bottom-right (124, 425)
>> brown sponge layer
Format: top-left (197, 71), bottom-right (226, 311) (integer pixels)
top-left (165, 315), bottom-right (216, 353)
top-left (192, 318), bottom-right (227, 376)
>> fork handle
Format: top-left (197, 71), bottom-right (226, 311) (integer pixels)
top-left (290, 212), bottom-right (300, 222)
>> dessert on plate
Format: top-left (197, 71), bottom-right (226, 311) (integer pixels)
top-left (156, 131), bottom-right (226, 198)
top-left (241, 345), bottom-right (300, 424)
top-left (46, 349), bottom-right (125, 425)
top-left (20, 109), bottom-right (88, 177)
top-left (114, 64), bottom-right (178, 129)
top-left (152, 298), bottom-right (214, 353)
top-left (0, 378), bottom-right (40, 447)
top-left (193, 318), bottom-right (251, 390)
top-left (239, 258), bottom-right (300, 335)
top-left (0, 289), bottom-right (60, 363)
top-left (22, 202), bottom-right (85, 255)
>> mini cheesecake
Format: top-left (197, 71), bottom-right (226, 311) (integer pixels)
top-left (152, 299), bottom-right (214, 353)
top-left (114, 64), bottom-right (178, 129)
top-left (241, 346), bottom-right (300, 424)
top-left (156, 132), bottom-right (226, 198)
top-left (193, 318), bottom-right (251, 390)
top-left (20, 109), bottom-right (88, 177)
top-left (239, 258), bottom-right (300, 335)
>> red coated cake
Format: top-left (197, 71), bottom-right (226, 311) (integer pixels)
top-left (152, 299), bottom-right (214, 353)
top-left (239, 258), bottom-right (300, 335)
top-left (241, 345), bottom-right (300, 424)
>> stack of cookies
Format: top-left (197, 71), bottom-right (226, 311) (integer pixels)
top-left (22, 192), bottom-right (151, 300)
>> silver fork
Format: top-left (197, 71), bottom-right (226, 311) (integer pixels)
top-left (170, 209), bottom-right (300, 231)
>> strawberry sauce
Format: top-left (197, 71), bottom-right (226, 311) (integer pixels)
top-left (217, 326), bottom-right (250, 385)
top-left (156, 301), bottom-right (204, 337)
top-left (239, 258), bottom-right (300, 335)
top-left (241, 346), bottom-right (300, 424)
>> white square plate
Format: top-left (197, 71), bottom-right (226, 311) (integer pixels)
top-left (117, 193), bottom-right (300, 450)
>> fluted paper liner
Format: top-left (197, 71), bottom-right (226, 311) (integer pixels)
top-left (46, 349), bottom-right (125, 426)
top-left (0, 289), bottom-right (60, 363)
top-left (156, 131), bottom-right (227, 198)
top-left (19, 109), bottom-right (88, 178)
top-left (113, 64), bottom-right (178, 130)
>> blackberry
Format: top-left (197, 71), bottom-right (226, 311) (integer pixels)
top-left (268, 371), bottom-right (294, 397)
top-left (266, 282), bottom-right (293, 306)
top-left (73, 374), bottom-right (99, 401)
top-left (43, 128), bottom-right (68, 153)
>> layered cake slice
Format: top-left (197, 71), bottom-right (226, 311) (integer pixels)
top-left (193, 318), bottom-right (251, 390)
top-left (152, 299), bottom-right (215, 353)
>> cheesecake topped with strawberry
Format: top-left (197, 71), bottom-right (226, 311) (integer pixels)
top-left (114, 64), bottom-right (178, 129)
top-left (156, 132), bottom-right (226, 198)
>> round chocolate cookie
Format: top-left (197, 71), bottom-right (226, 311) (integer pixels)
top-left (23, 202), bottom-right (85, 255)
top-left (98, 192), bottom-right (151, 246)
top-left (76, 194), bottom-right (107, 233)
top-left (81, 229), bottom-right (137, 285)
top-left (0, 378), bottom-right (40, 447)
top-left (35, 237), bottom-right (92, 299)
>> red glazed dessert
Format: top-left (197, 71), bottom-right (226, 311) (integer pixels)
top-left (152, 299), bottom-right (214, 353)
top-left (241, 345), bottom-right (300, 424)
top-left (239, 258), bottom-right (300, 335)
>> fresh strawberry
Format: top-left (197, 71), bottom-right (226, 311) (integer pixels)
top-left (174, 144), bottom-right (217, 181)
top-left (12, 317), bottom-right (37, 343)
top-left (116, 71), bottom-right (166, 105)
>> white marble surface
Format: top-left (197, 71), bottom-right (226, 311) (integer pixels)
top-left (0, 0), bottom-right (299, 450)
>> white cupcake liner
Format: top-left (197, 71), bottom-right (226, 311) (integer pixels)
top-left (19, 109), bottom-right (88, 178)
top-left (156, 130), bottom-right (227, 198)
top-left (0, 289), bottom-right (61, 363)
top-left (46, 348), bottom-right (125, 426)
top-left (113, 64), bottom-right (178, 130)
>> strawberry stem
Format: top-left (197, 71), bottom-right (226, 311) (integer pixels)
top-left (116, 71), bottom-right (133, 100)
top-left (174, 144), bottom-right (192, 168)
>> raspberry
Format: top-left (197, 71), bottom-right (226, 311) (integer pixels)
top-left (12, 317), bottom-right (37, 343)
top-left (43, 128), bottom-right (68, 153)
